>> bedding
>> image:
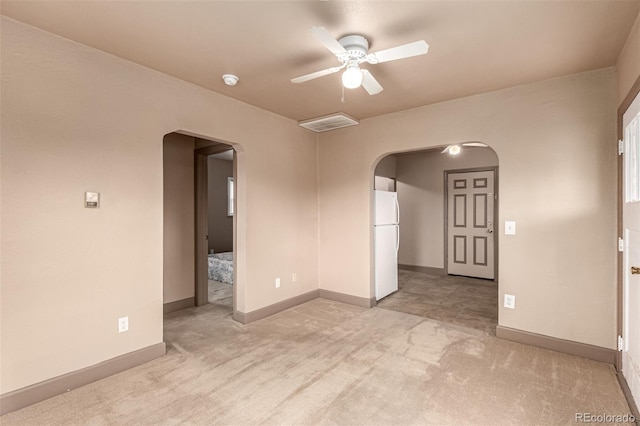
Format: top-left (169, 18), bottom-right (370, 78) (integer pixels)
top-left (208, 252), bottom-right (233, 285)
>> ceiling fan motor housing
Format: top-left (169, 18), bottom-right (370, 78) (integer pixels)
top-left (338, 35), bottom-right (369, 63)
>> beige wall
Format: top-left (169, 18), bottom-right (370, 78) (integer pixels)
top-left (395, 148), bottom-right (499, 269)
top-left (374, 155), bottom-right (396, 178)
top-left (617, 12), bottom-right (640, 106)
top-left (163, 133), bottom-right (196, 304)
top-left (207, 156), bottom-right (233, 253)
top-left (319, 68), bottom-right (618, 349)
top-left (0, 18), bottom-right (318, 394)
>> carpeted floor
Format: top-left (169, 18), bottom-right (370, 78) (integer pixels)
top-left (377, 269), bottom-right (498, 335)
top-left (1, 298), bottom-right (631, 425)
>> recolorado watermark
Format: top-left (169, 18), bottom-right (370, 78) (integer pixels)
top-left (575, 413), bottom-right (636, 423)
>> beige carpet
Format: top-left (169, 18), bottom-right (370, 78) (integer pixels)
top-left (377, 269), bottom-right (498, 335)
top-left (2, 299), bottom-right (632, 425)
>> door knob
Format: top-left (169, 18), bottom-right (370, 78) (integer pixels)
top-left (632, 266), bottom-right (640, 275)
top-left (487, 229), bottom-right (493, 234)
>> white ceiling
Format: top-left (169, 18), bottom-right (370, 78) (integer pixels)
top-left (2, 1), bottom-right (639, 121)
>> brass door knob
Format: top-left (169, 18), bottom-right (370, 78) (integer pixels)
top-left (632, 266), bottom-right (640, 275)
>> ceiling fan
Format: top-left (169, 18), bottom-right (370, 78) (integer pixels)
top-left (442, 143), bottom-right (489, 155)
top-left (291, 27), bottom-right (429, 95)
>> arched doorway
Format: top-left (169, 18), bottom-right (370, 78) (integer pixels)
top-left (162, 131), bottom-right (241, 319)
top-left (372, 143), bottom-right (500, 334)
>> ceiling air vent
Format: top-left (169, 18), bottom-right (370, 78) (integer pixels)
top-left (298, 113), bottom-right (359, 133)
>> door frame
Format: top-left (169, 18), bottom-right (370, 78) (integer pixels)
top-left (444, 166), bottom-right (499, 280)
top-left (616, 74), bottom-right (640, 418)
top-left (194, 144), bottom-right (236, 307)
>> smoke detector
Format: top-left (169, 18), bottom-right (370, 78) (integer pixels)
top-left (222, 74), bottom-right (239, 86)
top-left (298, 113), bottom-right (359, 133)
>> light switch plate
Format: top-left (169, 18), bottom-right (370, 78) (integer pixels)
top-left (505, 221), bottom-right (516, 235)
top-left (85, 191), bottom-right (100, 208)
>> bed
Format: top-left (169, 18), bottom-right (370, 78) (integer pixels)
top-left (208, 252), bottom-right (234, 285)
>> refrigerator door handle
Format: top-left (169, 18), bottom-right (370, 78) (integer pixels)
top-left (395, 224), bottom-right (400, 256)
top-left (394, 195), bottom-right (400, 224)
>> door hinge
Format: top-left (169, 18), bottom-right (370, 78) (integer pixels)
top-left (618, 335), bottom-right (624, 352)
top-left (618, 237), bottom-right (624, 252)
top-left (619, 139), bottom-right (624, 155)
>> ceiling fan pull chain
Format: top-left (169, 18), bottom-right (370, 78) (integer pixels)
top-left (341, 84), bottom-right (345, 104)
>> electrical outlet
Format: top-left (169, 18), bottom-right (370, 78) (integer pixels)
top-left (504, 294), bottom-right (516, 309)
top-left (292, 273), bottom-right (297, 283)
top-left (275, 278), bottom-right (281, 288)
top-left (118, 316), bottom-right (129, 333)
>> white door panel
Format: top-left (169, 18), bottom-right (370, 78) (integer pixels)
top-left (623, 229), bottom-right (640, 402)
top-left (622, 92), bottom-right (640, 405)
top-left (446, 170), bottom-right (495, 279)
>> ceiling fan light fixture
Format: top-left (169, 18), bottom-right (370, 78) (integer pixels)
top-left (342, 66), bottom-right (362, 89)
top-left (222, 74), bottom-right (239, 86)
top-left (448, 144), bottom-right (462, 156)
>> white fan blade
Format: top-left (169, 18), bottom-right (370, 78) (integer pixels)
top-left (463, 142), bottom-right (488, 147)
top-left (291, 66), bottom-right (343, 84)
top-left (368, 40), bottom-right (429, 64)
top-left (361, 69), bottom-right (383, 95)
top-left (310, 26), bottom-right (346, 55)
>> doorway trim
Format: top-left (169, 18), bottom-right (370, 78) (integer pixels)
top-left (194, 144), bottom-right (236, 308)
top-left (444, 166), bottom-right (499, 280)
top-left (616, 73), bottom-right (640, 418)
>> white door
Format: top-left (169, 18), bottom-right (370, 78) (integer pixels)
top-left (622, 91), bottom-right (640, 404)
top-left (446, 170), bottom-right (495, 279)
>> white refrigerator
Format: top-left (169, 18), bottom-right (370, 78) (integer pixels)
top-left (374, 190), bottom-right (399, 300)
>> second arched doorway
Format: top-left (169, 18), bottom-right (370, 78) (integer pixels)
top-left (373, 143), bottom-right (499, 334)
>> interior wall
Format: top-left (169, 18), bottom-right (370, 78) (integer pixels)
top-left (374, 155), bottom-right (396, 178)
top-left (373, 155), bottom-right (397, 191)
top-left (207, 156), bottom-right (233, 253)
top-left (163, 133), bottom-right (196, 304)
top-left (0, 17), bottom-right (318, 395)
top-left (318, 68), bottom-right (617, 349)
top-left (617, 12), bottom-right (640, 106)
top-left (395, 147), bottom-right (499, 269)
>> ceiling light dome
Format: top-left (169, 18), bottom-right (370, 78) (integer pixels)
top-left (448, 144), bottom-right (461, 156)
top-left (342, 66), bottom-right (362, 89)
top-left (222, 74), bottom-right (239, 86)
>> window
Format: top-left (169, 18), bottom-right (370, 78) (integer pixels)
top-left (227, 177), bottom-right (234, 216)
